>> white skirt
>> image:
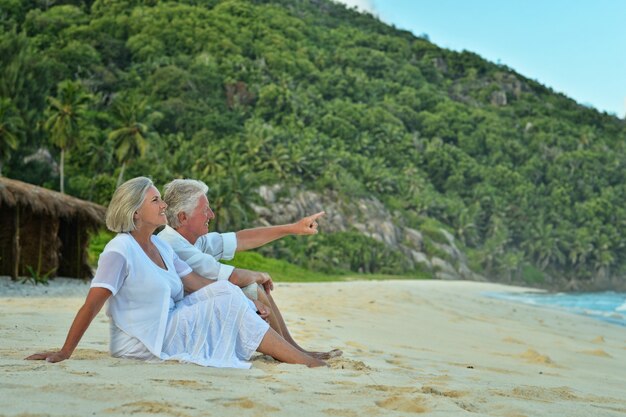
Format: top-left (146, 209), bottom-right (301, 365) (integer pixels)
top-left (111, 281), bottom-right (269, 369)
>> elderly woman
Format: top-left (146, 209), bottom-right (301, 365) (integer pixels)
top-left (27, 177), bottom-right (325, 368)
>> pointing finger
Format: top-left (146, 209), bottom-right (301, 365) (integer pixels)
top-left (307, 211), bottom-right (325, 222)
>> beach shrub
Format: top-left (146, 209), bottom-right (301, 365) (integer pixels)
top-left (522, 264), bottom-right (545, 285)
top-left (418, 221), bottom-right (451, 245)
top-left (20, 265), bottom-right (53, 285)
top-left (259, 231), bottom-right (414, 275)
top-left (87, 229), bottom-right (115, 267)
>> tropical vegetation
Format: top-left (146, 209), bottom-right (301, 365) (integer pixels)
top-left (2, 0), bottom-right (625, 288)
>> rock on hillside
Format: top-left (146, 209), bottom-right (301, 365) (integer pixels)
top-left (252, 185), bottom-right (485, 281)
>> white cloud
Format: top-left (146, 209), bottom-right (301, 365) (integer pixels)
top-left (333, 0), bottom-right (377, 14)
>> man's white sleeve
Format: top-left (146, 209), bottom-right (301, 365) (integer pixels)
top-left (195, 232), bottom-right (237, 261)
top-left (174, 240), bottom-right (235, 281)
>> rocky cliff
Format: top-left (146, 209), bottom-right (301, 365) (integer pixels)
top-left (252, 185), bottom-right (485, 282)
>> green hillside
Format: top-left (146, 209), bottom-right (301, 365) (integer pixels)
top-left (1, 0), bottom-right (625, 289)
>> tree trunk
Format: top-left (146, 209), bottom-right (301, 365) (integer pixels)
top-left (37, 218), bottom-right (44, 276)
top-left (60, 148), bottom-right (65, 194)
top-left (116, 161), bottom-right (126, 188)
top-left (12, 206), bottom-right (20, 280)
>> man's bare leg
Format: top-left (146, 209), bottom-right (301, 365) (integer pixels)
top-left (257, 287), bottom-right (342, 360)
top-left (257, 328), bottom-right (326, 367)
top-left (257, 288), bottom-right (285, 338)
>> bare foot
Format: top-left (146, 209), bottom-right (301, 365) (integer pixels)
top-left (307, 357), bottom-right (328, 368)
top-left (309, 349), bottom-right (343, 360)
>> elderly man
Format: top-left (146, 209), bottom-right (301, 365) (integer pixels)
top-left (158, 179), bottom-right (340, 360)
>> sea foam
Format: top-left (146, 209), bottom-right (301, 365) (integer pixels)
top-left (485, 291), bottom-right (626, 327)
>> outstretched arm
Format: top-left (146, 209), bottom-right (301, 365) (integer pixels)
top-left (26, 287), bottom-right (111, 363)
top-left (235, 211), bottom-right (325, 252)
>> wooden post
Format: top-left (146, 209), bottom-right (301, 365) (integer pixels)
top-left (76, 221), bottom-right (81, 277)
top-left (37, 218), bottom-right (44, 276)
top-left (12, 206), bottom-right (20, 280)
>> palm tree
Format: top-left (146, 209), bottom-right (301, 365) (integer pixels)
top-left (108, 93), bottom-right (161, 187)
top-left (565, 227), bottom-right (593, 269)
top-left (522, 216), bottom-right (565, 271)
top-left (44, 80), bottom-right (90, 193)
top-left (209, 154), bottom-right (268, 232)
top-left (0, 98), bottom-right (22, 175)
top-left (453, 203), bottom-right (480, 246)
top-left (591, 235), bottom-right (615, 273)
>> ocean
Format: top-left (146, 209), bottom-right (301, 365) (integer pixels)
top-left (486, 291), bottom-right (626, 327)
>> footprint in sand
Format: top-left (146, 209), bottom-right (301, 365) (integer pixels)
top-left (453, 400), bottom-right (480, 413)
top-left (0, 363), bottom-right (47, 372)
top-left (105, 401), bottom-right (195, 417)
top-left (423, 374), bottom-right (452, 384)
top-left (327, 380), bottom-right (358, 388)
top-left (328, 357), bottom-right (371, 371)
top-left (254, 371), bottom-right (301, 393)
top-left (323, 409), bottom-right (358, 417)
top-left (68, 370), bottom-right (97, 377)
top-left (493, 386), bottom-right (579, 402)
top-left (502, 337), bottom-right (524, 345)
top-left (517, 349), bottom-right (558, 367)
top-left (344, 341), bottom-right (368, 351)
top-left (384, 357), bottom-right (413, 370)
top-left (150, 379), bottom-right (211, 390)
top-left (255, 374), bottom-right (281, 383)
top-left (375, 395), bottom-right (429, 413)
top-left (482, 366), bottom-right (524, 375)
top-left (579, 349), bottom-right (612, 358)
top-left (221, 398), bottom-right (280, 412)
top-left (70, 348), bottom-right (110, 360)
top-left (367, 384), bottom-right (417, 394)
top-left (421, 385), bottom-right (465, 398)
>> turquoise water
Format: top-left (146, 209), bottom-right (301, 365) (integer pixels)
top-left (485, 291), bottom-right (626, 327)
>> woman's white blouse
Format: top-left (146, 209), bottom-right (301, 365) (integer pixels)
top-left (91, 233), bottom-right (192, 357)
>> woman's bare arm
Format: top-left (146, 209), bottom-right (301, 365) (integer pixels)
top-left (26, 287), bottom-right (111, 363)
top-left (181, 271), bottom-right (217, 294)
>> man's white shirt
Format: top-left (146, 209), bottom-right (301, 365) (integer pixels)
top-left (158, 225), bottom-right (237, 281)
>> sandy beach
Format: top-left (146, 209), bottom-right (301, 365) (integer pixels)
top-left (1, 278), bottom-right (625, 417)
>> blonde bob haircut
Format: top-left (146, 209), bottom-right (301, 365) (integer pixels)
top-left (105, 176), bottom-right (154, 233)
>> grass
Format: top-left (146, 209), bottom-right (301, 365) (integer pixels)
top-left (223, 251), bottom-right (430, 283)
top-left (222, 251), bottom-right (344, 282)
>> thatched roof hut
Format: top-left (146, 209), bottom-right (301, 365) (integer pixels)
top-left (0, 177), bottom-right (106, 279)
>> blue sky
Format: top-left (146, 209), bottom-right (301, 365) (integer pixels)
top-left (335, 0), bottom-right (626, 118)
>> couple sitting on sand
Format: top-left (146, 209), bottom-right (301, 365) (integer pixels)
top-left (27, 177), bottom-right (341, 368)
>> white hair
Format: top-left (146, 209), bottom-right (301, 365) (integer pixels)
top-left (105, 176), bottom-right (154, 233)
top-left (163, 179), bottom-right (209, 228)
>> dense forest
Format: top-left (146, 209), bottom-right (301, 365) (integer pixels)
top-left (1, 0), bottom-right (625, 289)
